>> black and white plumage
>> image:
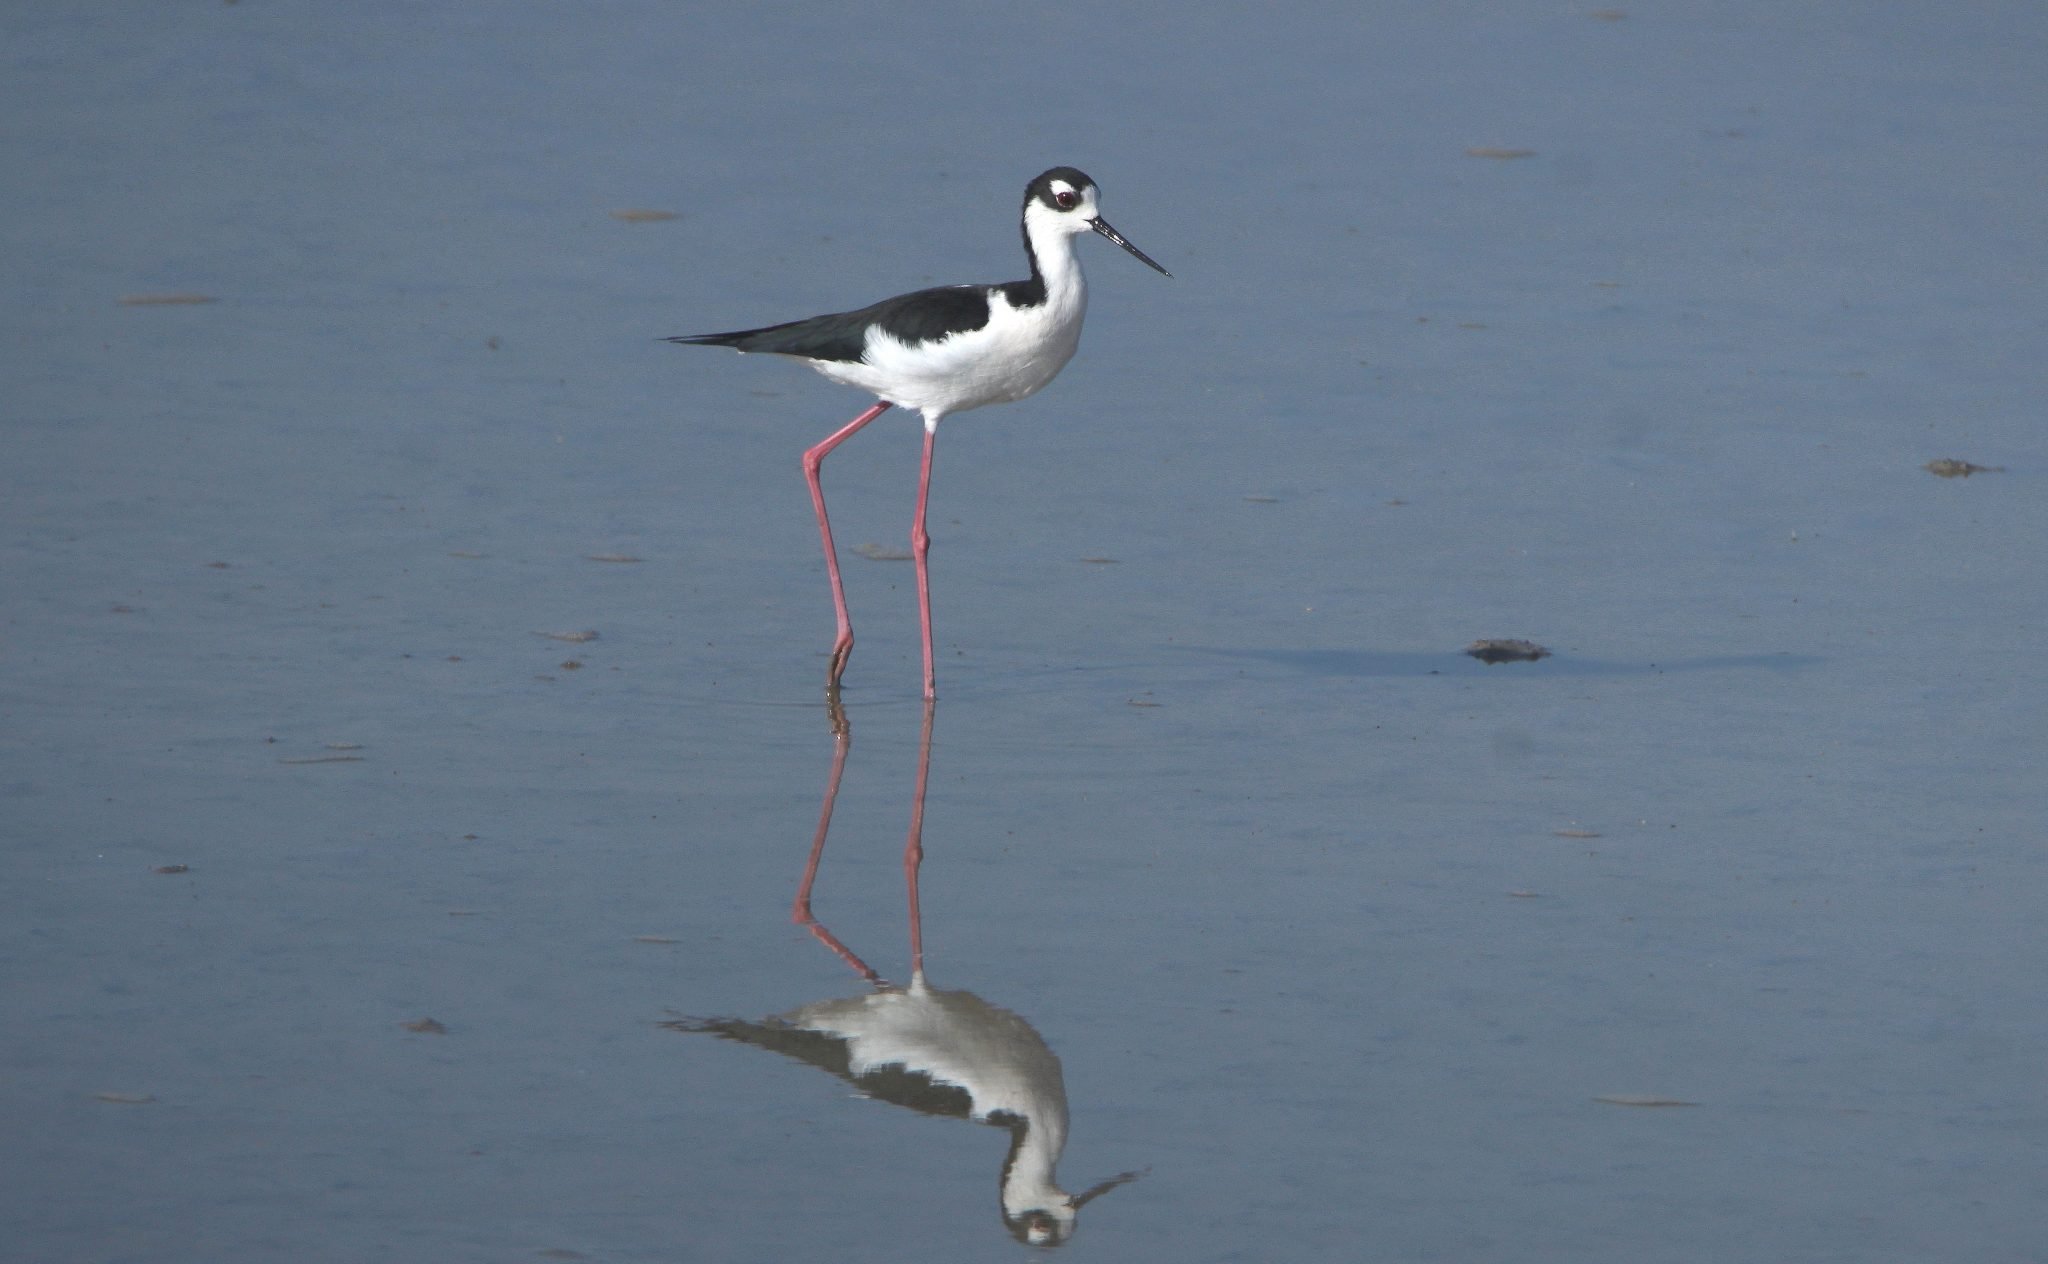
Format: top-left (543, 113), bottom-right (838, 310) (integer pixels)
top-left (668, 167), bottom-right (1169, 700)
top-left (676, 975), bottom-right (1138, 1247)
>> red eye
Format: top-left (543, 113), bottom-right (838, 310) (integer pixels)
top-left (1055, 190), bottom-right (1078, 209)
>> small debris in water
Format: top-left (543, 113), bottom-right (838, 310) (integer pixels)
top-left (403, 1017), bottom-right (448, 1035)
top-left (1081, 556), bottom-right (1120, 564)
top-left (154, 864), bottom-right (190, 875)
top-left (1594, 1094), bottom-right (1698, 1108)
top-left (1554, 828), bottom-right (1601, 839)
top-left (1924, 458), bottom-right (2003, 478)
top-left (854, 542), bottom-right (913, 561)
top-left (1466, 639), bottom-right (1551, 664)
top-left (610, 208), bottom-right (679, 222)
top-left (279, 754), bottom-right (364, 765)
top-left (585, 554), bottom-right (643, 564)
top-left (1243, 495), bottom-right (1280, 503)
top-left (559, 660), bottom-right (583, 671)
top-left (633, 935), bottom-right (679, 944)
top-left (119, 292), bottom-right (218, 306)
top-left (94, 1092), bottom-right (157, 1105)
top-left (1466, 147), bottom-right (1536, 160)
top-left (536, 630), bottom-right (600, 643)
top-left (1507, 890), bottom-right (1542, 898)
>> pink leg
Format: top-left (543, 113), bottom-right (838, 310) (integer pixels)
top-left (903, 699), bottom-right (935, 978)
top-left (802, 401), bottom-right (893, 692)
top-left (790, 700), bottom-right (882, 985)
top-left (912, 425), bottom-right (938, 701)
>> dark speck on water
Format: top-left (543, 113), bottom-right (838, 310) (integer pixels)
top-left (1925, 458), bottom-right (2004, 478)
top-left (1466, 639), bottom-right (1551, 664)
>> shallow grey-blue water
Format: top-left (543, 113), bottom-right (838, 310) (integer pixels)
top-left (5, 4), bottom-right (2044, 1261)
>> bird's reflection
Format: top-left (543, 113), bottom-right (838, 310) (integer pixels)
top-left (668, 700), bottom-right (1140, 1247)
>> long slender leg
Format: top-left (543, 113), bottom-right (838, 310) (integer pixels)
top-left (911, 423), bottom-right (939, 701)
top-left (801, 400), bottom-right (893, 692)
top-left (903, 699), bottom-right (936, 979)
top-left (790, 699), bottom-right (882, 985)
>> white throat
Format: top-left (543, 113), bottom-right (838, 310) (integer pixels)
top-left (1021, 200), bottom-right (1092, 313)
top-left (1001, 1114), bottom-right (1076, 1239)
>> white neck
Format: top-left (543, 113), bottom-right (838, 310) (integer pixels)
top-left (1021, 203), bottom-right (1091, 313)
top-left (1000, 1114), bottom-right (1074, 1231)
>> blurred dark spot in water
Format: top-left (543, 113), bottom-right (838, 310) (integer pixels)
top-left (1925, 458), bottom-right (2003, 478)
top-left (1466, 638), bottom-right (1551, 664)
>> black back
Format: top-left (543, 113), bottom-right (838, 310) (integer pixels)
top-left (667, 1015), bottom-right (981, 1121)
top-left (666, 282), bottom-right (1003, 363)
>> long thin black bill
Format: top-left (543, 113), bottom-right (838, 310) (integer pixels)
top-left (1089, 217), bottom-right (1172, 277)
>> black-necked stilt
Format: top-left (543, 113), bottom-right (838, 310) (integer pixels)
top-left (669, 167), bottom-right (1169, 699)
top-left (668, 703), bottom-right (1141, 1246)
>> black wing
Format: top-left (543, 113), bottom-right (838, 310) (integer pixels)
top-left (667, 284), bottom-right (996, 364)
top-left (666, 1016), bottom-right (976, 1120)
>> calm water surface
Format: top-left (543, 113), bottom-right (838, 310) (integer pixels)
top-left (4, 4), bottom-right (2043, 1261)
